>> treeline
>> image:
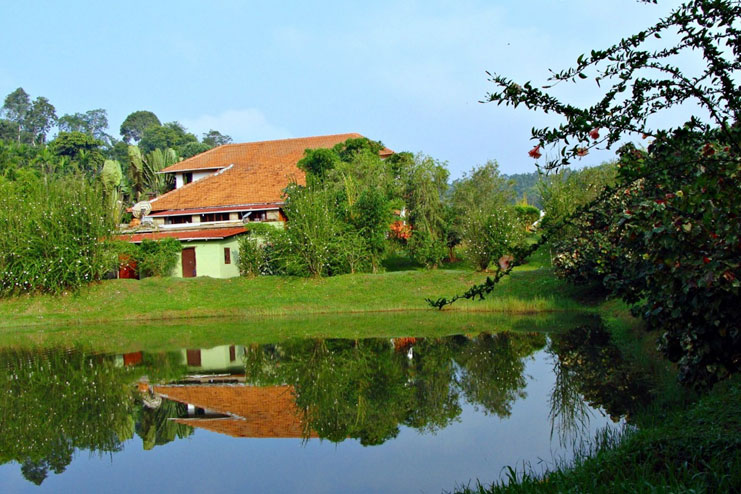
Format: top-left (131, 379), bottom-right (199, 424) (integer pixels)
top-left (0, 87), bottom-right (231, 202)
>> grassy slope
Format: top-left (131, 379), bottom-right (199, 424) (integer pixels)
top-left (0, 254), bottom-right (587, 329)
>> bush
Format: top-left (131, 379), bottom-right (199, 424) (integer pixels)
top-left (237, 224), bottom-right (279, 277)
top-left (409, 228), bottom-right (447, 268)
top-left (514, 204), bottom-right (540, 229)
top-left (0, 174), bottom-right (114, 295)
top-left (136, 238), bottom-right (182, 278)
top-left (462, 206), bottom-right (525, 271)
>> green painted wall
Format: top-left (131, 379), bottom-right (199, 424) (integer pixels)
top-left (180, 345), bottom-right (246, 372)
top-left (170, 236), bottom-right (242, 278)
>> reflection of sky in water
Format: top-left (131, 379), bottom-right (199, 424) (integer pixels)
top-left (0, 349), bottom-right (618, 494)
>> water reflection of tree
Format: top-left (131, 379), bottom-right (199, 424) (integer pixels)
top-left (0, 348), bottom-right (137, 485)
top-left (455, 333), bottom-right (546, 417)
top-left (548, 321), bottom-right (652, 443)
top-left (244, 333), bottom-right (546, 445)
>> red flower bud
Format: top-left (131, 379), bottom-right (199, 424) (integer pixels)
top-left (589, 128), bottom-right (600, 140)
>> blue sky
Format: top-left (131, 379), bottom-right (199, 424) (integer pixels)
top-left (0, 1), bottom-right (684, 177)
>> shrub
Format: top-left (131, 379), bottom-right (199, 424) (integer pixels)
top-left (237, 224), bottom-right (279, 277)
top-left (136, 238), bottom-right (181, 278)
top-left (0, 174), bottom-right (114, 295)
top-left (462, 206), bottom-right (525, 272)
top-left (513, 204), bottom-right (540, 229)
top-left (409, 228), bottom-right (447, 268)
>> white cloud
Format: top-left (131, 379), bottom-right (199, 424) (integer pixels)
top-left (181, 108), bottom-right (292, 143)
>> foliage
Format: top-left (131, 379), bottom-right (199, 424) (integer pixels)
top-left (50, 131), bottom-right (105, 175)
top-left (514, 204), bottom-right (540, 228)
top-left (432, 0), bottom-right (741, 388)
top-left (58, 109), bottom-right (111, 144)
top-left (244, 332), bottom-right (545, 445)
top-left (101, 159), bottom-right (124, 224)
top-left (276, 186), bottom-right (347, 277)
top-left (1, 87), bottom-right (30, 143)
top-left (179, 141), bottom-right (211, 159)
top-left (537, 164), bottom-right (616, 243)
top-left (297, 147), bottom-right (339, 183)
top-left (139, 121), bottom-right (198, 155)
top-left (1, 88), bottom-right (57, 146)
top-left (452, 161), bottom-right (523, 271)
top-left (0, 348), bottom-right (138, 484)
top-left (127, 145), bottom-right (177, 200)
top-left (202, 129), bottom-right (232, 147)
top-left (404, 155), bottom-right (450, 267)
top-left (119, 110), bottom-right (161, 143)
top-left (237, 224), bottom-right (279, 277)
top-left (135, 238), bottom-right (182, 278)
top-left (0, 174), bottom-right (115, 295)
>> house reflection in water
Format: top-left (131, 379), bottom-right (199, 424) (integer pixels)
top-left (151, 384), bottom-right (314, 439)
top-left (139, 344), bottom-right (314, 440)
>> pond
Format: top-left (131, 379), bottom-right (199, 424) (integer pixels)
top-left (0, 314), bottom-right (650, 493)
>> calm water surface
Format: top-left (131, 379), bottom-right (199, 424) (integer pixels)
top-left (0, 317), bottom-right (649, 493)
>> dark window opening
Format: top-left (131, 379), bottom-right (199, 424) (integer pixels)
top-left (183, 172), bottom-right (193, 185)
top-left (166, 215), bottom-right (192, 225)
top-left (224, 248), bottom-right (231, 264)
top-left (200, 213), bottom-right (231, 223)
top-left (246, 211), bottom-right (267, 222)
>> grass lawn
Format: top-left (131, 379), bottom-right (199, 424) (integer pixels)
top-left (0, 250), bottom-right (592, 329)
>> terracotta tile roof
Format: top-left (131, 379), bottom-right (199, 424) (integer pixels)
top-left (115, 226), bottom-right (246, 243)
top-left (153, 384), bottom-right (315, 439)
top-left (149, 133), bottom-right (393, 212)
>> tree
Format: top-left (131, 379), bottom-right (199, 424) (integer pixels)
top-left (451, 161), bottom-right (521, 271)
top-left (432, 0), bottom-right (741, 388)
top-left (25, 97), bottom-right (57, 145)
top-left (127, 145), bottom-right (177, 199)
top-left (58, 109), bottom-right (110, 144)
top-left (49, 131), bottom-right (105, 174)
top-left (404, 155), bottom-right (450, 267)
top-left (1, 88), bottom-right (31, 143)
top-left (119, 110), bottom-right (161, 143)
top-left (202, 129), bottom-right (232, 147)
top-left (139, 121), bottom-right (197, 155)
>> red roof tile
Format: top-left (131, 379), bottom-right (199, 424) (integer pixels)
top-left (115, 226), bottom-right (246, 243)
top-left (149, 133), bottom-right (392, 212)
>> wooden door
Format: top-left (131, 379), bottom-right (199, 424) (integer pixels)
top-left (182, 247), bottom-right (197, 277)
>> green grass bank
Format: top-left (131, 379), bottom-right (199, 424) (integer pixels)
top-left (0, 255), bottom-right (588, 329)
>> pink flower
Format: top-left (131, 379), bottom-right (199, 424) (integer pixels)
top-left (528, 145), bottom-right (542, 159)
top-left (576, 148), bottom-right (588, 157)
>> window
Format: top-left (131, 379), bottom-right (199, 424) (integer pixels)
top-left (200, 213), bottom-right (231, 223)
top-left (183, 172), bottom-right (193, 185)
top-left (224, 248), bottom-right (231, 264)
top-left (166, 215), bottom-right (192, 225)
